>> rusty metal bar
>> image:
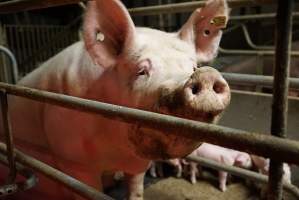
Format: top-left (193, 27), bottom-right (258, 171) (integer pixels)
top-left (0, 143), bottom-right (114, 200)
top-left (0, 0), bottom-right (276, 14)
top-left (268, 1), bottom-right (293, 200)
top-left (0, 83), bottom-right (299, 165)
top-left (0, 153), bottom-right (38, 197)
top-left (221, 73), bottom-right (299, 89)
top-left (186, 155), bottom-right (299, 198)
top-left (0, 91), bottom-right (17, 183)
top-left (219, 47), bottom-right (299, 57)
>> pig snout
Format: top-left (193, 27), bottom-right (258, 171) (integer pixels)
top-left (183, 67), bottom-right (230, 118)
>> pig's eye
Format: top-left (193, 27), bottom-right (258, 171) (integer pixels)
top-left (137, 59), bottom-right (152, 77)
top-left (137, 68), bottom-right (148, 76)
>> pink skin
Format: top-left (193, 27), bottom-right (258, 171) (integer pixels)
top-left (2, 0), bottom-right (231, 199)
top-left (188, 143), bottom-right (252, 192)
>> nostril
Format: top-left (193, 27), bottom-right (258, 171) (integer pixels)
top-left (213, 81), bottom-right (226, 94)
top-left (191, 83), bottom-right (201, 95)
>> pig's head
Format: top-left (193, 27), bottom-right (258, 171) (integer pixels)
top-left (235, 153), bottom-right (252, 169)
top-left (83, 0), bottom-right (231, 160)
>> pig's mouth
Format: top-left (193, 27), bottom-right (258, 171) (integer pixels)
top-left (127, 100), bottom-right (220, 161)
top-left (128, 124), bottom-right (202, 160)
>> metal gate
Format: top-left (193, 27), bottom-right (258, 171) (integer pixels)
top-left (0, 0), bottom-right (298, 200)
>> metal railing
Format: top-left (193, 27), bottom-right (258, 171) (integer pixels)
top-left (0, 0), bottom-right (277, 14)
top-left (0, 0), bottom-right (297, 200)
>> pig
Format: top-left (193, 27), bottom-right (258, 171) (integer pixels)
top-left (250, 155), bottom-right (291, 199)
top-left (149, 159), bottom-right (182, 178)
top-left (187, 143), bottom-right (252, 192)
top-left (1, 0), bottom-right (231, 199)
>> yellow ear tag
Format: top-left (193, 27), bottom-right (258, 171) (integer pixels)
top-left (210, 16), bottom-right (227, 28)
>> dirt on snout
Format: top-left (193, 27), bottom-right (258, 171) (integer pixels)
top-left (144, 175), bottom-right (297, 200)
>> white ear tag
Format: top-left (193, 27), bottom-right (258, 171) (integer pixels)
top-left (96, 31), bottom-right (105, 42)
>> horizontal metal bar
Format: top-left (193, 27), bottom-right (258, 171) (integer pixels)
top-left (186, 155), bottom-right (299, 198)
top-left (0, 0), bottom-right (276, 14)
top-left (219, 47), bottom-right (299, 57)
top-left (0, 0), bottom-right (86, 14)
top-left (1, 82), bottom-right (299, 165)
top-left (0, 153), bottom-right (38, 197)
top-left (0, 143), bottom-right (114, 200)
top-left (230, 12), bottom-right (299, 21)
top-left (128, 0), bottom-right (276, 16)
top-left (222, 73), bottom-right (299, 89)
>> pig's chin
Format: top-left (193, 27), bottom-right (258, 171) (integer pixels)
top-left (127, 105), bottom-right (220, 160)
top-left (128, 125), bottom-right (202, 160)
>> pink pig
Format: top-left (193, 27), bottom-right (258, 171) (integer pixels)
top-left (188, 143), bottom-right (252, 192)
top-left (1, 0), bottom-right (231, 199)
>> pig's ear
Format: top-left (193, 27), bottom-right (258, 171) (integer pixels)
top-left (83, 0), bottom-right (136, 68)
top-left (178, 0), bottom-right (229, 63)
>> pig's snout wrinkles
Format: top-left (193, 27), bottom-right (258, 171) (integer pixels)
top-left (183, 66), bottom-right (230, 116)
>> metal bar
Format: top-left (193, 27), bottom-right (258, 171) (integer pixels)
top-left (221, 73), bottom-right (299, 89)
top-left (0, 143), bottom-right (114, 200)
top-left (128, 0), bottom-right (276, 16)
top-left (241, 24), bottom-right (273, 50)
top-left (0, 46), bottom-right (19, 84)
top-left (0, 0), bottom-right (276, 14)
top-left (268, 1), bottom-right (293, 200)
top-left (219, 47), bottom-right (299, 57)
top-left (0, 91), bottom-right (16, 183)
top-left (230, 12), bottom-right (299, 21)
top-left (0, 0), bottom-right (86, 14)
top-left (1, 83), bottom-right (299, 165)
top-left (0, 153), bottom-right (38, 197)
top-left (19, 27), bottom-right (27, 73)
top-left (186, 155), bottom-right (299, 198)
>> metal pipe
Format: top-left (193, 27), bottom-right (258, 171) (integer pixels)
top-left (0, 0), bottom-right (87, 14)
top-left (0, 46), bottom-right (19, 84)
top-left (230, 12), bottom-right (299, 21)
top-left (219, 47), bottom-right (299, 57)
top-left (0, 153), bottom-right (38, 197)
top-left (128, 0), bottom-right (276, 16)
top-left (1, 83), bottom-right (299, 165)
top-left (186, 155), bottom-right (299, 198)
top-left (0, 143), bottom-right (114, 200)
top-left (268, 1), bottom-right (293, 200)
top-left (241, 24), bottom-right (273, 50)
top-left (0, 0), bottom-right (276, 14)
top-left (0, 91), bottom-right (17, 183)
top-left (221, 73), bottom-right (299, 89)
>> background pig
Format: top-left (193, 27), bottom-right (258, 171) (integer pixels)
top-left (2, 0), bottom-right (231, 199)
top-left (250, 155), bottom-right (291, 199)
top-left (187, 143), bottom-right (252, 192)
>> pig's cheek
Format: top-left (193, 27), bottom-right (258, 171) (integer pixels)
top-left (127, 125), bottom-right (201, 160)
